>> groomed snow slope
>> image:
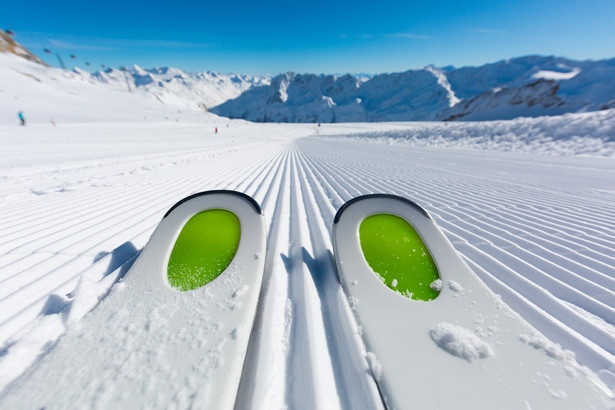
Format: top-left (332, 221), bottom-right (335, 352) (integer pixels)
top-left (0, 114), bottom-right (614, 406)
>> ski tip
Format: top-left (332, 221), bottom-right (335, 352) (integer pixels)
top-left (163, 190), bottom-right (263, 219)
top-left (333, 194), bottom-right (431, 224)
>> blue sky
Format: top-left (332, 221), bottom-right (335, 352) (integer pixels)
top-left (3, 0), bottom-right (615, 75)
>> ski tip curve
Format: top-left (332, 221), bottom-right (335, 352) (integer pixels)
top-left (333, 194), bottom-right (431, 224)
top-left (163, 190), bottom-right (263, 218)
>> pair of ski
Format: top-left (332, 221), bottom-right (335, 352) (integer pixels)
top-left (124, 190), bottom-right (611, 408)
top-left (4, 190), bottom-right (610, 408)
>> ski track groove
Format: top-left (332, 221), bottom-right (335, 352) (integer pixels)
top-left (284, 147), bottom-right (340, 409)
top-left (461, 253), bottom-right (615, 371)
top-left (235, 147), bottom-right (293, 409)
top-left (0, 142), bottom-right (267, 232)
top-left (0, 146), bottom-right (259, 254)
top-left (425, 185), bottom-right (615, 254)
top-left (1, 134), bottom-right (615, 403)
top-left (293, 146), bottom-right (384, 409)
top-left (449, 202), bottom-right (615, 271)
top-left (0, 144), bottom-right (282, 343)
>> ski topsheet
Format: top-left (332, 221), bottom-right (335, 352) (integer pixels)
top-left (0, 190), bottom-right (267, 409)
top-left (332, 194), bottom-right (612, 409)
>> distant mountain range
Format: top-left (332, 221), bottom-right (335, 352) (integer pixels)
top-left (78, 65), bottom-right (270, 111)
top-left (2, 31), bottom-right (614, 123)
top-left (212, 56), bottom-right (615, 122)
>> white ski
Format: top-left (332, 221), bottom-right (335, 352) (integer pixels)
top-left (332, 194), bottom-right (613, 409)
top-left (0, 190), bottom-right (266, 409)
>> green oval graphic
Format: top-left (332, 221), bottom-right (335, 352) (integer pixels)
top-left (167, 209), bottom-right (240, 291)
top-left (359, 214), bottom-right (440, 301)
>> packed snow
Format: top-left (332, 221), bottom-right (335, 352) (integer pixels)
top-left (1, 47), bottom-right (615, 408)
top-left (320, 110), bottom-right (615, 157)
top-left (429, 323), bottom-right (494, 362)
top-left (532, 67), bottom-right (582, 81)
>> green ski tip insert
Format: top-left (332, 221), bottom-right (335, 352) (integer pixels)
top-left (359, 214), bottom-right (440, 301)
top-left (168, 209), bottom-right (240, 291)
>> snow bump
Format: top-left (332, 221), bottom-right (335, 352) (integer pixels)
top-left (429, 323), bottom-right (494, 362)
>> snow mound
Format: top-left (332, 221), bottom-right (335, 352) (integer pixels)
top-left (532, 68), bottom-right (581, 81)
top-left (429, 279), bottom-right (443, 291)
top-left (366, 352), bottom-right (383, 381)
top-left (519, 334), bottom-right (576, 361)
top-left (323, 109), bottom-right (615, 157)
top-left (429, 323), bottom-right (494, 362)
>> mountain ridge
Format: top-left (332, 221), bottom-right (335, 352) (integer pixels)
top-left (212, 55), bottom-right (615, 122)
top-left (2, 32), bottom-right (614, 123)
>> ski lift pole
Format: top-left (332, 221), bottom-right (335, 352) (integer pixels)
top-left (120, 67), bottom-right (133, 92)
top-left (56, 53), bottom-right (66, 69)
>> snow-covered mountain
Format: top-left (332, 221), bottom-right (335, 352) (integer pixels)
top-left (439, 79), bottom-right (571, 121)
top-left (3, 32), bottom-right (615, 124)
top-left (81, 65), bottom-right (270, 111)
top-left (0, 50), bottom-right (231, 124)
top-left (0, 31), bottom-right (46, 65)
top-left (0, 33), bottom-right (268, 124)
top-left (211, 68), bottom-right (458, 122)
top-left (213, 56), bottom-right (615, 122)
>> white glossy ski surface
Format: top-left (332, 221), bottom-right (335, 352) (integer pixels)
top-left (0, 120), bottom-right (614, 408)
top-left (333, 194), bottom-right (611, 408)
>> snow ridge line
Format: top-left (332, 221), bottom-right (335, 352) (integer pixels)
top-left (293, 146), bottom-right (384, 409)
top-left (317, 138), bottom-right (615, 229)
top-left (0, 141), bottom-right (277, 269)
top-left (236, 146), bottom-right (292, 408)
top-left (440, 196), bottom-right (615, 271)
top-left (284, 147), bottom-right (340, 408)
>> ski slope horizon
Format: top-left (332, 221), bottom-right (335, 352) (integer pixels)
top-left (1, 41), bottom-right (615, 407)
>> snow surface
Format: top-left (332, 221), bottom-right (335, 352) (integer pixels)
top-left (1, 51), bottom-right (615, 407)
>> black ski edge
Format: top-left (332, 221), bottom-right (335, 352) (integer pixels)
top-left (163, 190), bottom-right (263, 219)
top-left (333, 194), bottom-right (431, 224)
